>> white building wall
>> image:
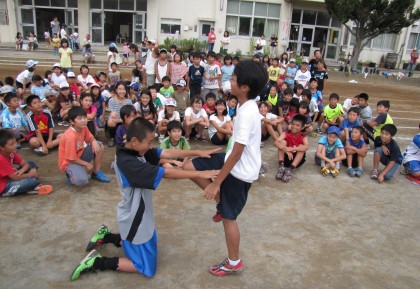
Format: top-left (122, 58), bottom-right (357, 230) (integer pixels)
top-left (0, 0), bottom-right (18, 43)
top-left (78, 0), bottom-right (89, 43)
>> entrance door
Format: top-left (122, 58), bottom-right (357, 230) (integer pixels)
top-left (133, 13), bottom-right (145, 43)
top-left (199, 22), bottom-right (213, 41)
top-left (325, 29), bottom-right (340, 60)
top-left (299, 26), bottom-right (314, 57)
top-left (20, 8), bottom-right (36, 39)
top-left (90, 11), bottom-right (104, 45)
top-left (66, 10), bottom-right (76, 35)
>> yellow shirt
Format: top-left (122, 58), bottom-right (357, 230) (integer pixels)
top-left (59, 47), bottom-right (73, 68)
top-left (267, 66), bottom-right (281, 82)
top-left (51, 37), bottom-right (60, 48)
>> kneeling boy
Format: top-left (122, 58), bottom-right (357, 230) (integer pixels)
top-left (275, 115), bottom-right (309, 182)
top-left (58, 106), bottom-right (110, 186)
top-left (371, 124), bottom-right (402, 183)
top-left (315, 126), bottom-right (346, 177)
top-left (70, 118), bottom-right (219, 281)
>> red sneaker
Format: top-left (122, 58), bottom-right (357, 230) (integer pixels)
top-left (209, 258), bottom-right (243, 276)
top-left (212, 211), bottom-right (222, 222)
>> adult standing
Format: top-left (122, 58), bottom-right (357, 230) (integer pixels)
top-left (405, 49), bottom-right (418, 76)
top-left (269, 34), bottom-right (278, 58)
top-left (208, 28), bottom-right (216, 52)
top-left (220, 31), bottom-right (230, 54)
top-left (50, 17), bottom-right (60, 38)
top-left (144, 39), bottom-right (159, 86)
top-left (255, 35), bottom-right (266, 55)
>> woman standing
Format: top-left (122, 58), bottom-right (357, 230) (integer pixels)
top-left (208, 28), bottom-right (216, 52)
top-left (220, 31), bottom-right (230, 54)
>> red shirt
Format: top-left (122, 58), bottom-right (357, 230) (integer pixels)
top-left (0, 152), bottom-right (23, 193)
top-left (203, 103), bottom-right (215, 114)
top-left (285, 132), bottom-right (305, 153)
top-left (26, 110), bottom-right (54, 138)
top-left (70, 83), bottom-right (80, 99)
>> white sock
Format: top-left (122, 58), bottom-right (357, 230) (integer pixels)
top-left (228, 258), bottom-right (240, 266)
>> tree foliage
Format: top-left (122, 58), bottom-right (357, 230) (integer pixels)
top-left (325, 0), bottom-right (420, 67)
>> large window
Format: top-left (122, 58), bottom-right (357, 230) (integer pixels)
top-left (407, 32), bottom-right (419, 50)
top-left (89, 0), bottom-right (146, 11)
top-left (161, 18), bottom-right (181, 35)
top-left (20, 0), bottom-right (76, 6)
top-left (226, 0), bottom-right (280, 37)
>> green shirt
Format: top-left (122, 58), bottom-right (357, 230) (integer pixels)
top-left (324, 103), bottom-right (344, 122)
top-left (153, 98), bottom-right (163, 110)
top-left (160, 136), bottom-right (190, 150)
top-left (159, 86), bottom-right (174, 98)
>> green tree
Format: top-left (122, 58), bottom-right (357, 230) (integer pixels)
top-left (325, 0), bottom-right (420, 68)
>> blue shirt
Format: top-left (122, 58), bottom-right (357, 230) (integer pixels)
top-left (93, 96), bottom-right (105, 117)
top-left (221, 65), bottom-right (235, 83)
top-left (349, 138), bottom-right (365, 149)
top-left (318, 136), bottom-right (344, 154)
top-left (285, 66), bottom-right (297, 85)
top-left (1, 108), bottom-right (28, 130)
top-left (340, 118), bottom-right (361, 131)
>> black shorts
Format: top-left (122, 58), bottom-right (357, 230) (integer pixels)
top-left (27, 132), bottom-right (59, 142)
top-left (311, 113), bottom-right (321, 122)
top-left (261, 132), bottom-right (270, 141)
top-left (16, 81), bottom-right (31, 89)
top-left (192, 153), bottom-right (251, 220)
top-left (284, 152), bottom-right (306, 168)
top-left (210, 133), bottom-right (228, 145)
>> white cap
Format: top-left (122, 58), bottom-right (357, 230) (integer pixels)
top-left (148, 39), bottom-right (156, 44)
top-left (176, 79), bottom-right (186, 87)
top-left (165, 98), bottom-right (177, 107)
top-left (90, 83), bottom-right (100, 89)
top-left (26, 59), bottom-right (38, 68)
top-left (59, 82), bottom-right (69, 89)
top-left (67, 71), bottom-right (76, 78)
top-left (301, 58), bottom-right (309, 64)
top-left (73, 32), bottom-right (78, 37)
top-left (222, 81), bottom-right (231, 94)
top-left (289, 58), bottom-right (296, 63)
top-left (53, 63), bottom-right (61, 68)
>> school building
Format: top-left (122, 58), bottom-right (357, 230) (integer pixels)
top-left (0, 0), bottom-right (419, 66)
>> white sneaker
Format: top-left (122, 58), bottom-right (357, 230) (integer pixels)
top-left (33, 147), bottom-right (45, 156)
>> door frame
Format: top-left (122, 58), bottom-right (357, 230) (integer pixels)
top-left (90, 10), bottom-right (104, 45)
top-left (19, 7), bottom-right (37, 38)
top-left (199, 21), bottom-right (214, 41)
top-left (299, 25), bottom-right (314, 57)
top-left (133, 12), bottom-right (146, 43)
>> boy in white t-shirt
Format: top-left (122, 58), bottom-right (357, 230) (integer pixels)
top-left (294, 58), bottom-right (311, 88)
top-left (183, 96), bottom-right (209, 141)
top-left (203, 52), bottom-right (222, 98)
top-left (183, 60), bottom-right (268, 276)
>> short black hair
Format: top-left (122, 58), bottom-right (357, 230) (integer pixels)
top-left (352, 126), bottom-right (365, 135)
top-left (32, 75), bottom-right (43, 82)
top-left (291, 114), bottom-right (306, 127)
top-left (205, 92), bottom-right (216, 101)
top-left (26, 94), bottom-right (40, 106)
top-left (4, 93), bottom-right (17, 104)
top-left (170, 44), bottom-right (177, 49)
top-left (207, 51), bottom-right (217, 59)
top-left (80, 93), bottom-right (93, 101)
top-left (329, 93), bottom-right (340, 100)
top-left (80, 64), bottom-right (89, 73)
top-left (44, 70), bottom-right (52, 78)
top-left (68, 106), bottom-right (87, 121)
top-left (358, 93), bottom-right (369, 101)
top-left (223, 55), bottom-right (232, 64)
top-left (348, 107), bottom-right (360, 115)
top-left (233, 56), bottom-right (240, 62)
top-left (272, 57), bottom-right (279, 63)
top-left (110, 62), bottom-right (118, 67)
top-left (192, 52), bottom-right (201, 59)
top-left (283, 88), bottom-right (293, 96)
top-left (228, 94), bottom-right (238, 102)
top-left (126, 117), bottom-right (155, 142)
top-left (120, 104), bottom-right (136, 120)
top-left (0, 129), bottom-right (15, 147)
top-left (234, 60), bottom-right (268, 100)
top-left (294, 84), bottom-right (304, 94)
top-left (377, 100), bottom-right (390, 109)
top-left (190, 96), bottom-right (204, 105)
top-left (381, 124), bottom-right (397, 136)
top-left (148, 84), bottom-right (158, 92)
top-left (60, 38), bottom-right (69, 46)
top-left (162, 76), bottom-right (171, 83)
top-left (5, 76), bottom-right (14, 86)
top-left (301, 89), bottom-right (311, 101)
top-left (298, 101), bottom-right (309, 112)
top-left (309, 77), bottom-right (318, 83)
top-left (289, 97), bottom-right (300, 109)
top-left (167, 120), bottom-right (183, 132)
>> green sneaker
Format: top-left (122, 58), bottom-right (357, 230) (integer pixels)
top-left (70, 250), bottom-right (101, 281)
top-left (86, 225), bottom-right (110, 252)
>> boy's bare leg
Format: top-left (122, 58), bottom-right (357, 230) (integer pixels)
top-left (222, 219), bottom-right (240, 260)
top-left (182, 160), bottom-right (212, 190)
top-left (373, 150), bottom-right (380, 169)
top-left (118, 258), bottom-right (139, 273)
top-left (347, 153), bottom-right (353, 167)
top-left (93, 143), bottom-right (105, 173)
top-left (292, 152), bottom-right (304, 167)
top-left (357, 155), bottom-right (364, 168)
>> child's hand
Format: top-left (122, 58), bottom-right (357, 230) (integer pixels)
top-left (378, 174), bottom-right (385, 183)
top-left (28, 168), bottom-right (39, 178)
top-left (198, 148), bottom-right (222, 158)
top-left (85, 163), bottom-right (94, 173)
top-left (286, 152), bottom-right (294, 160)
top-left (171, 160), bottom-right (184, 168)
top-left (382, 145), bottom-right (390, 155)
top-left (14, 168), bottom-right (25, 177)
top-left (42, 145), bottom-right (49, 154)
top-left (203, 180), bottom-right (221, 200)
top-left (46, 140), bottom-right (54, 149)
top-left (328, 160), bottom-right (336, 168)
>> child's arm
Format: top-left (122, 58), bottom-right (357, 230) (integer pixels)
top-left (34, 129), bottom-right (48, 153)
top-left (9, 160), bottom-right (38, 181)
top-left (211, 119), bottom-right (231, 135)
top-left (160, 147), bottom-right (221, 160)
top-left (316, 144), bottom-right (331, 163)
top-left (273, 132), bottom-right (287, 150)
top-left (330, 148), bottom-right (347, 163)
top-left (378, 160), bottom-right (396, 183)
top-left (287, 136), bottom-right (309, 153)
top-left (345, 141), bottom-right (367, 157)
top-left (154, 63), bottom-right (161, 83)
top-left (184, 115), bottom-right (202, 127)
top-left (86, 109), bottom-right (96, 121)
top-left (198, 116), bottom-right (210, 127)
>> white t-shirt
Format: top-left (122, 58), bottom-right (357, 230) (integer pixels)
top-left (209, 114), bottom-right (231, 138)
top-left (157, 110), bottom-right (180, 122)
top-left (51, 73), bottom-right (66, 86)
top-left (16, 70), bottom-right (34, 84)
top-left (60, 28), bottom-right (67, 39)
top-left (184, 107), bottom-right (208, 127)
top-left (260, 112), bottom-right (277, 124)
top-left (343, 98), bottom-right (358, 114)
top-left (225, 100), bottom-right (261, 182)
top-left (308, 98), bottom-right (319, 116)
top-left (145, 50), bottom-right (158, 75)
top-left (294, 69), bottom-right (312, 88)
top-left (77, 74), bottom-right (95, 89)
top-left (204, 64), bottom-right (221, 89)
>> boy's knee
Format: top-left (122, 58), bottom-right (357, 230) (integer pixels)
top-left (72, 177), bottom-right (89, 186)
top-left (374, 147), bottom-right (383, 155)
top-left (29, 138), bottom-right (40, 148)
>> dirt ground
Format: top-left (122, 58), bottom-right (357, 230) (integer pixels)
top-left (0, 64), bottom-right (419, 289)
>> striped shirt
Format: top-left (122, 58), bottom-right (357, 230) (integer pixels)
top-left (31, 85), bottom-right (52, 101)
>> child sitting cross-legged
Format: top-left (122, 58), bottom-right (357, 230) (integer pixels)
top-left (371, 124), bottom-right (402, 183)
top-left (208, 99), bottom-right (233, 145)
top-left (315, 126), bottom-right (346, 177)
top-left (259, 101), bottom-right (283, 146)
top-left (344, 126), bottom-right (367, 177)
top-left (1, 93), bottom-right (29, 146)
top-left (274, 114), bottom-right (309, 182)
top-left (58, 106), bottom-right (110, 186)
top-left (160, 120), bottom-right (191, 169)
top-left (157, 98), bottom-right (180, 143)
top-left (0, 129), bottom-right (53, 196)
top-left (183, 96), bottom-right (209, 141)
top-left (26, 95), bottom-right (62, 156)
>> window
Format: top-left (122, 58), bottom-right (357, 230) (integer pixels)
top-left (161, 18), bottom-right (181, 35)
top-left (35, 0), bottom-right (49, 5)
top-left (90, 0), bottom-right (101, 9)
top-left (68, 0), bottom-right (77, 8)
top-left (21, 0), bottom-right (32, 5)
top-left (302, 10), bottom-right (316, 25)
top-left (104, 0), bottom-right (117, 9)
top-left (119, 0), bottom-right (134, 10)
top-left (50, 0), bottom-right (65, 7)
top-left (371, 34), bottom-right (396, 50)
top-left (136, 0), bottom-right (147, 11)
top-left (225, 0), bottom-right (280, 37)
top-left (292, 9), bottom-right (301, 23)
top-left (407, 33), bottom-right (419, 50)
